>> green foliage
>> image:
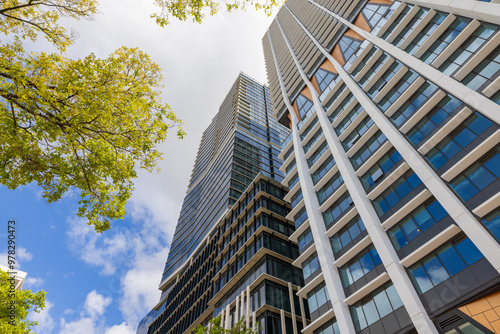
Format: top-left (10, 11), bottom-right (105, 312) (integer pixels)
top-left (0, 270), bottom-right (46, 334)
top-left (152, 0), bottom-right (284, 26)
top-left (193, 315), bottom-right (259, 334)
top-left (0, 1), bottom-right (185, 232)
top-left (0, 0), bottom-right (98, 52)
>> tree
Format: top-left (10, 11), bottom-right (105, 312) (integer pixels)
top-left (0, 270), bottom-right (46, 334)
top-left (151, 0), bottom-right (285, 27)
top-left (1, 1), bottom-right (185, 232)
top-left (193, 315), bottom-right (259, 334)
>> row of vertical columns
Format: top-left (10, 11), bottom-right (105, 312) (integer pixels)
top-left (307, 0), bottom-right (500, 123)
top-left (304, 0), bottom-right (500, 273)
top-left (217, 284), bottom-right (299, 331)
top-left (273, 12), bottom-right (439, 333)
top-left (266, 28), bottom-right (358, 333)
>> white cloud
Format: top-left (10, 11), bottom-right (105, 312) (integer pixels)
top-left (65, 205), bottom-right (174, 327)
top-left (29, 300), bottom-right (55, 334)
top-left (17, 247), bottom-right (33, 262)
top-left (58, 290), bottom-right (113, 334)
top-left (66, 217), bottom-right (130, 276)
top-left (84, 290), bottom-right (113, 319)
top-left (104, 322), bottom-right (136, 334)
top-left (25, 277), bottom-right (45, 289)
top-left (59, 317), bottom-right (97, 334)
top-left (118, 245), bottom-right (169, 326)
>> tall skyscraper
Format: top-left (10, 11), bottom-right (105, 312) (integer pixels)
top-left (138, 74), bottom-right (308, 334)
top-left (263, 0), bottom-right (500, 333)
top-left (161, 73), bottom-right (288, 282)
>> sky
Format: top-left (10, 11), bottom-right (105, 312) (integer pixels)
top-left (0, 1), bottom-right (277, 333)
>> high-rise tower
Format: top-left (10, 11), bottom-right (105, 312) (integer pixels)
top-left (138, 74), bottom-right (308, 334)
top-left (263, 0), bottom-right (500, 333)
top-left (161, 73), bottom-right (289, 283)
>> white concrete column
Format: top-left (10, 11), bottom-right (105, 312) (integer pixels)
top-left (299, 294), bottom-right (307, 329)
top-left (280, 309), bottom-right (287, 334)
top-left (225, 304), bottom-right (231, 330)
top-left (266, 29), bottom-right (358, 333)
top-left (308, 0), bottom-right (500, 125)
top-left (288, 282), bottom-right (298, 334)
top-left (235, 295), bottom-right (240, 322)
top-left (275, 14), bottom-right (439, 334)
top-left (240, 290), bottom-right (246, 322)
top-left (246, 286), bottom-right (251, 328)
top-left (252, 311), bottom-right (257, 332)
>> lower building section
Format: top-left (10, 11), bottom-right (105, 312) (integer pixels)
top-left (141, 175), bottom-right (310, 334)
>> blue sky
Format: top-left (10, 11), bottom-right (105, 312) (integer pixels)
top-left (0, 1), bottom-right (275, 333)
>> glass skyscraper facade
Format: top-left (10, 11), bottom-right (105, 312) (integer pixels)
top-left (138, 74), bottom-right (308, 334)
top-left (161, 73), bottom-right (289, 282)
top-left (262, 0), bottom-right (500, 333)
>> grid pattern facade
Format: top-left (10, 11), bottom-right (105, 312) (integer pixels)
top-left (139, 176), bottom-right (309, 334)
top-left (263, 0), bottom-right (500, 333)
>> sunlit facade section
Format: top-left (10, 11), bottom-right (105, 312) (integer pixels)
top-left (263, 0), bottom-right (500, 333)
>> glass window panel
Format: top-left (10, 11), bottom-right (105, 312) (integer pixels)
top-left (467, 165), bottom-right (495, 190)
top-left (349, 223), bottom-right (362, 240)
top-left (441, 140), bottom-right (462, 159)
top-left (407, 173), bottom-right (422, 189)
top-left (482, 211), bottom-right (500, 242)
top-left (455, 238), bottom-right (484, 265)
top-left (395, 180), bottom-right (412, 198)
top-left (379, 156), bottom-right (394, 172)
top-left (360, 252), bottom-right (375, 273)
top-left (427, 201), bottom-right (448, 222)
top-left (374, 198), bottom-right (390, 216)
top-left (373, 291), bottom-right (393, 318)
top-left (385, 191), bottom-right (400, 208)
top-left (351, 305), bottom-right (367, 331)
top-left (413, 208), bottom-right (434, 231)
top-left (386, 284), bottom-right (404, 309)
top-left (308, 293), bottom-right (318, 312)
top-left (316, 287), bottom-right (328, 307)
top-left (451, 176), bottom-right (478, 201)
top-left (401, 218), bottom-right (420, 241)
top-left (469, 114), bottom-right (493, 135)
top-left (362, 300), bottom-right (380, 326)
top-left (458, 322), bottom-right (487, 334)
top-left (484, 153), bottom-right (500, 178)
top-left (388, 227), bottom-right (407, 250)
top-left (340, 231), bottom-right (351, 247)
top-left (370, 247), bottom-right (382, 266)
top-left (350, 261), bottom-right (364, 282)
top-left (453, 128), bottom-right (476, 148)
top-left (331, 235), bottom-right (342, 253)
top-left (340, 267), bottom-right (353, 287)
top-left (423, 256), bottom-right (449, 286)
top-left (437, 245), bottom-right (466, 276)
top-left (428, 150), bottom-right (448, 169)
top-left (409, 265), bottom-right (434, 294)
